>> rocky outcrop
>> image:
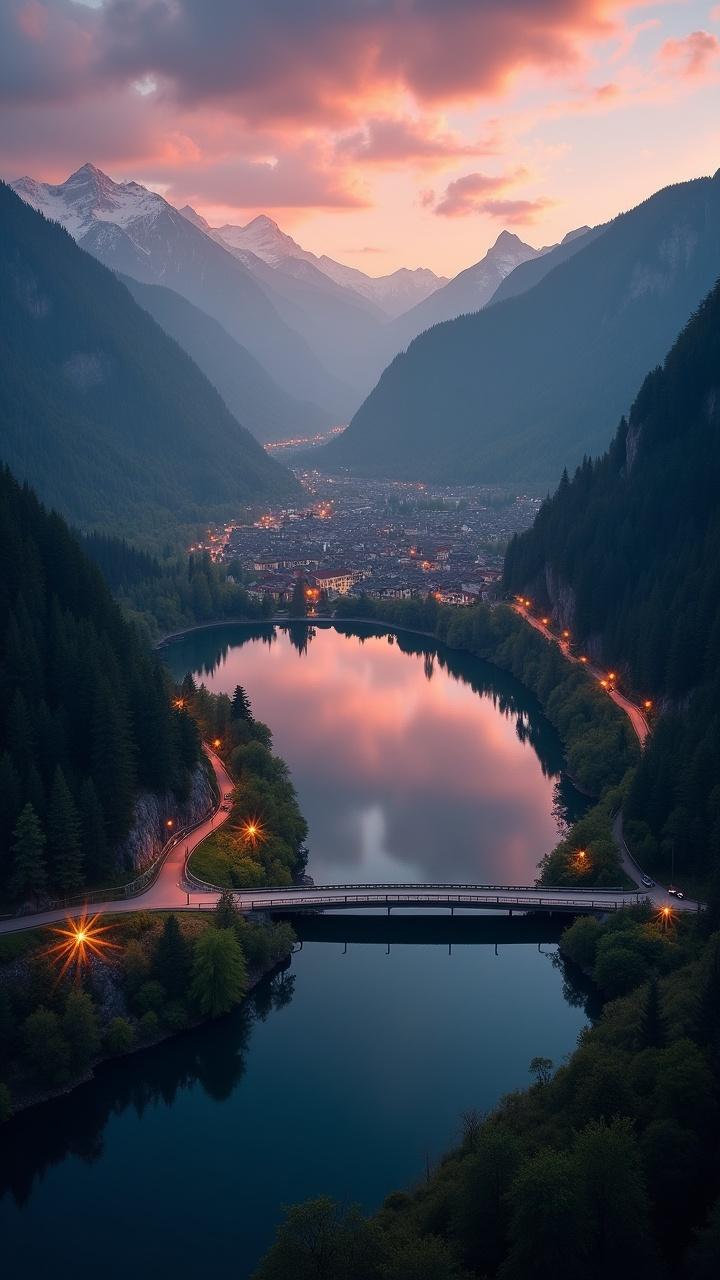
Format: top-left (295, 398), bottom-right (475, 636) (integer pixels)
top-left (115, 763), bottom-right (216, 876)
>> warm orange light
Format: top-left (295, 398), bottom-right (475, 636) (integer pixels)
top-left (45, 913), bottom-right (118, 980)
top-left (644, 700), bottom-right (652, 710)
top-left (580, 655), bottom-right (588, 663)
top-left (600, 679), bottom-right (608, 688)
top-left (608, 671), bottom-right (616, 681)
top-left (525, 599), bottom-right (531, 607)
top-left (213, 738), bottom-right (222, 748)
top-left (562, 630), bottom-right (570, 639)
top-left (241, 817), bottom-right (267, 847)
top-left (577, 850), bottom-right (586, 860)
top-left (542, 617), bottom-right (549, 626)
top-left (166, 818), bottom-right (174, 829)
top-left (173, 698), bottom-right (185, 709)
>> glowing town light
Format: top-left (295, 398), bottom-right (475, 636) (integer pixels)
top-left (562, 630), bottom-right (570, 639)
top-left (580, 655), bottom-right (588, 663)
top-left (644, 700), bottom-right (653, 710)
top-left (166, 818), bottom-right (174, 829)
top-left (542, 617), bottom-right (550, 626)
top-left (213, 738), bottom-right (222, 749)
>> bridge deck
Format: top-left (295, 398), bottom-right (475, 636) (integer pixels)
top-left (227, 883), bottom-right (644, 915)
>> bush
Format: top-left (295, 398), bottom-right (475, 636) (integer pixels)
top-left (105, 1017), bottom-right (135, 1054)
top-left (133, 979), bottom-right (167, 1015)
top-left (138, 1010), bottom-right (160, 1040)
top-left (22, 1007), bottom-right (70, 1087)
top-left (163, 1000), bottom-right (189, 1031)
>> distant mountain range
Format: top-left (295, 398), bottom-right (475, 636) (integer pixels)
top-left (318, 171), bottom-right (720, 485)
top-left (11, 164), bottom-right (352, 420)
top-left (0, 182), bottom-right (298, 539)
top-left (187, 208), bottom-right (447, 317)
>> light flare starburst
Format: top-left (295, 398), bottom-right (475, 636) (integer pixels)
top-left (44, 912), bottom-right (119, 981)
top-left (240, 817), bottom-right (267, 848)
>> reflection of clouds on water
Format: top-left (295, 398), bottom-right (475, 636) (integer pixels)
top-left (165, 625), bottom-right (584, 885)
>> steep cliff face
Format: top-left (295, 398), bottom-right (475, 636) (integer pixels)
top-left (116, 762), bottom-right (216, 876)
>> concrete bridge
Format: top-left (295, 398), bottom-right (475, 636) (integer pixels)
top-left (205, 882), bottom-right (646, 917)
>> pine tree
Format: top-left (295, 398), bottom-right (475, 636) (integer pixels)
top-left (152, 914), bottom-right (192, 1000)
top-left (231, 685), bottom-right (253, 722)
top-left (638, 977), bottom-right (666, 1049)
top-left (47, 767), bottom-right (83, 894)
top-left (78, 777), bottom-right (109, 883)
top-left (8, 803), bottom-right (48, 905)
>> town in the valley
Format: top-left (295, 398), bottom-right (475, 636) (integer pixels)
top-left (191, 468), bottom-right (543, 608)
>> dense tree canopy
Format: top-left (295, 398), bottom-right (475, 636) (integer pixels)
top-left (0, 467), bottom-right (201, 902)
top-left (505, 278), bottom-right (720, 885)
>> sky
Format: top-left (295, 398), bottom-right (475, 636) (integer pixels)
top-left (1, 1), bottom-right (719, 276)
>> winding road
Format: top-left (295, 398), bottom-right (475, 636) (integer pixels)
top-left (512, 604), bottom-right (650, 745)
top-left (0, 630), bottom-right (699, 936)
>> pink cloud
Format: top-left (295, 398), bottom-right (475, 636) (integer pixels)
top-left (0, 2), bottom-right (633, 121)
top-left (336, 115), bottom-right (499, 168)
top-left (658, 30), bottom-right (720, 78)
top-left (481, 196), bottom-right (557, 223)
top-left (434, 167), bottom-right (530, 217)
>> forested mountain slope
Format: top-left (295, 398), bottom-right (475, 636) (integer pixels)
top-left (505, 278), bottom-right (720, 883)
top-left (13, 165), bottom-right (348, 418)
top-left (319, 172), bottom-right (720, 484)
top-left (0, 467), bottom-right (202, 902)
top-left (0, 184), bottom-right (298, 539)
top-left (122, 276), bottom-right (328, 444)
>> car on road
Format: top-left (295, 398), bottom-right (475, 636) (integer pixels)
top-left (641, 875), bottom-right (655, 888)
top-left (676, 890), bottom-right (685, 899)
top-left (668, 886), bottom-right (677, 895)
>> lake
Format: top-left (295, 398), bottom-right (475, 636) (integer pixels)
top-left (0, 623), bottom-right (590, 1277)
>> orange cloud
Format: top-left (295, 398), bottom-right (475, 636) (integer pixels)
top-left (658, 30), bottom-right (720, 78)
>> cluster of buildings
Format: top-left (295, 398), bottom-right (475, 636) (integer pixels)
top-left (193, 474), bottom-right (542, 609)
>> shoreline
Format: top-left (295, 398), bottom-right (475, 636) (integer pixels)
top-left (3, 949), bottom-right (292, 1120)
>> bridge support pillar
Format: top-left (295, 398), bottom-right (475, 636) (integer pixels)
top-left (450, 905), bottom-right (454, 916)
top-left (509, 908), bottom-right (513, 917)
top-left (387, 905), bottom-right (391, 915)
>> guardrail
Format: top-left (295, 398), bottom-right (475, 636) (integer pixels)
top-left (0, 805), bottom-right (219, 923)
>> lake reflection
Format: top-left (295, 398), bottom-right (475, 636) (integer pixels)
top-left (164, 622), bottom-right (584, 885)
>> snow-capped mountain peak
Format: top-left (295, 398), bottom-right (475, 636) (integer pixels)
top-left (11, 163), bottom-right (167, 241)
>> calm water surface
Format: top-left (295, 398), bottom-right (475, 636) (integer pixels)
top-left (1, 623), bottom-right (589, 1277)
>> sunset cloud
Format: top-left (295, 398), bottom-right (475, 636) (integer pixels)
top-left (1, 0), bottom-right (719, 274)
top-left (335, 116), bottom-right (499, 169)
top-left (1, 1), bottom-right (630, 119)
top-left (481, 196), bottom-right (557, 223)
top-left (658, 30), bottom-right (720, 78)
top-left (434, 168), bottom-right (530, 217)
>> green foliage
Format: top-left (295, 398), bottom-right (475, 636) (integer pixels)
top-left (22, 1007), bottom-right (70, 1087)
top-left (186, 686), bottom-right (308, 889)
top-left (190, 927), bottom-right (248, 1017)
top-left (152, 914), bottom-right (192, 1000)
top-left (8, 803), bottom-right (47, 904)
top-left (62, 989), bottom-right (101, 1068)
top-left (0, 466), bottom-right (202, 903)
top-left (504, 277), bottom-right (720, 887)
top-left (105, 1017), bottom-right (135, 1055)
